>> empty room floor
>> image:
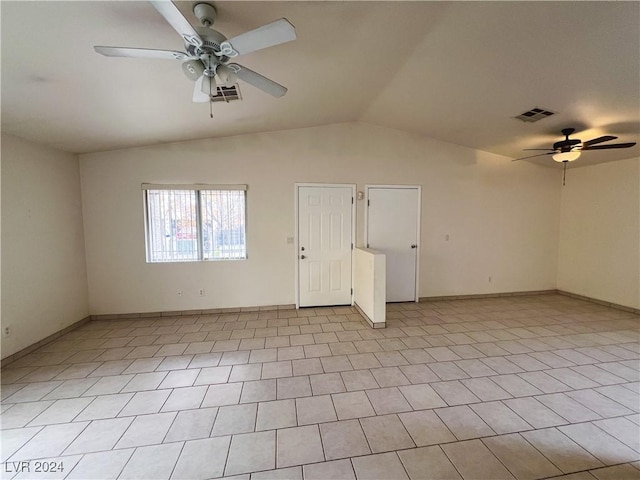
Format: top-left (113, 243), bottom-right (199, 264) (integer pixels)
top-left (1, 294), bottom-right (639, 480)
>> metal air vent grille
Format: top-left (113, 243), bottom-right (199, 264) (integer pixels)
top-left (515, 107), bottom-right (555, 123)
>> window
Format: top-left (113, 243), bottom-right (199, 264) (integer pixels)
top-left (143, 184), bottom-right (246, 262)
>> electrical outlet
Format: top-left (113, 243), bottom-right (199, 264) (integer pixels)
top-left (199, 289), bottom-right (205, 297)
top-left (3, 325), bottom-right (11, 337)
top-left (177, 290), bottom-right (183, 297)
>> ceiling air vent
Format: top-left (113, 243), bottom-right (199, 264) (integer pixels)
top-left (514, 107), bottom-right (555, 123)
top-left (210, 85), bottom-right (242, 103)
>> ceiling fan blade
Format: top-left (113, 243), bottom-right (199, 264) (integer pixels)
top-left (149, 0), bottom-right (202, 47)
top-left (582, 135), bottom-right (617, 147)
top-left (522, 148), bottom-right (556, 151)
top-left (220, 19), bottom-right (296, 57)
top-left (228, 63), bottom-right (287, 97)
top-left (582, 142), bottom-right (637, 150)
top-left (94, 46), bottom-right (189, 60)
top-left (512, 152), bottom-right (554, 162)
top-left (193, 76), bottom-right (210, 103)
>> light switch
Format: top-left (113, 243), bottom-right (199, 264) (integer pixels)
top-left (286, 236), bottom-right (294, 244)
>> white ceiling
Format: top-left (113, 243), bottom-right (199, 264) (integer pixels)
top-left (2, 1), bottom-right (639, 168)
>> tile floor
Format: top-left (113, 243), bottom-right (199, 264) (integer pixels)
top-left (1, 294), bottom-right (639, 480)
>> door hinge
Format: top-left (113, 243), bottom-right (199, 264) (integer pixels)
top-left (366, 243), bottom-right (370, 248)
top-left (351, 243), bottom-right (353, 250)
top-left (351, 197), bottom-right (354, 204)
top-left (367, 199), bottom-right (370, 207)
top-left (351, 288), bottom-right (353, 295)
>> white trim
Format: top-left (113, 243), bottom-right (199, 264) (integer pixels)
top-left (141, 183), bottom-right (247, 191)
top-left (295, 183), bottom-right (356, 309)
top-left (364, 184), bottom-right (422, 303)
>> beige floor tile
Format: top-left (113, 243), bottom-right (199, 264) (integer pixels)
top-left (225, 430), bottom-right (276, 476)
top-left (262, 360), bottom-right (293, 380)
top-left (161, 385), bottom-right (207, 411)
top-left (483, 433), bottom-right (563, 479)
top-left (490, 374), bottom-right (543, 397)
top-left (461, 377), bottom-right (512, 401)
top-left (566, 389), bottom-right (633, 417)
top-left (75, 393), bottom-right (134, 421)
top-left (164, 407), bottom-right (217, 442)
top-left (0, 426), bottom-right (42, 462)
top-left (65, 448), bottom-right (134, 480)
top-left (351, 452), bottom-right (409, 480)
top-left (309, 373), bottom-right (346, 395)
top-left (470, 401), bottom-right (532, 434)
top-left (590, 464), bottom-right (640, 480)
top-left (536, 393), bottom-right (602, 423)
top-left (596, 385), bottom-right (640, 412)
top-left (559, 422), bottom-right (640, 465)
top-left (171, 436), bottom-right (230, 480)
top-left (332, 391), bottom-right (375, 420)
top-left (256, 399), bottom-right (297, 431)
top-left (277, 376), bottom-right (312, 399)
top-left (27, 397), bottom-right (93, 426)
top-left (292, 358), bottom-right (323, 376)
top-left (521, 427), bottom-right (604, 473)
top-left (119, 442), bottom-right (182, 480)
top-left (341, 369), bottom-right (379, 391)
top-left (240, 379), bottom-right (276, 403)
top-left (442, 439), bottom-right (516, 480)
top-left (399, 364), bottom-right (440, 383)
top-left (398, 445), bottom-right (462, 480)
top-left (303, 459), bottom-right (355, 480)
top-left (10, 422), bottom-right (89, 461)
top-left (431, 380), bottom-right (480, 406)
top-left (115, 411), bottom-right (176, 448)
top-left (370, 367), bottom-right (411, 387)
top-left (319, 420), bottom-right (370, 460)
top-left (201, 382), bottom-right (242, 407)
top-left (503, 396), bottom-right (567, 428)
top-left (277, 425), bottom-right (324, 468)
top-left (64, 417), bottom-right (134, 455)
top-left (158, 369), bottom-right (199, 389)
top-left (398, 410), bottom-right (456, 446)
top-left (193, 366), bottom-right (231, 385)
top-left (348, 353), bottom-right (382, 370)
top-left (296, 395), bottom-right (337, 425)
top-left (593, 417), bottom-right (640, 452)
top-left (212, 403), bottom-right (257, 436)
top-left (118, 389), bottom-right (171, 416)
top-left (252, 466), bottom-right (302, 480)
top-left (360, 414), bottom-right (415, 453)
top-left (399, 384), bottom-right (447, 409)
top-left (366, 387), bottom-right (412, 415)
top-left (82, 374), bottom-right (134, 396)
top-left (435, 405), bottom-right (494, 440)
top-left (0, 401), bottom-right (54, 429)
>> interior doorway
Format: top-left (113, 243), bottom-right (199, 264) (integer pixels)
top-left (365, 185), bottom-right (421, 302)
top-left (296, 184), bottom-right (355, 307)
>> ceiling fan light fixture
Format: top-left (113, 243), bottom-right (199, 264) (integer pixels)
top-left (552, 151), bottom-right (581, 162)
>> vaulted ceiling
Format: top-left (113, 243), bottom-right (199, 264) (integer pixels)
top-left (2, 1), bottom-right (639, 168)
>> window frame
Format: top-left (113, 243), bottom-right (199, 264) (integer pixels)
top-left (142, 183), bottom-right (247, 263)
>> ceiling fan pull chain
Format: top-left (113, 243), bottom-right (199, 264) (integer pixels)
top-left (563, 161), bottom-right (567, 186)
top-left (209, 75), bottom-right (214, 119)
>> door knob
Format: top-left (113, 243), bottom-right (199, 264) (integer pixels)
top-left (411, 244), bottom-right (417, 249)
top-left (300, 255), bottom-right (306, 259)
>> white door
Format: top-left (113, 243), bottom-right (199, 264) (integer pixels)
top-left (366, 186), bottom-right (420, 302)
top-left (298, 185), bottom-right (354, 307)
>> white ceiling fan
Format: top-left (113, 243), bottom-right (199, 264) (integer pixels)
top-left (94, 1), bottom-right (296, 107)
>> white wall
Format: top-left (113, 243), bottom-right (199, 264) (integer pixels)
top-left (1, 135), bottom-right (89, 358)
top-left (558, 157), bottom-right (640, 310)
top-left (80, 123), bottom-right (561, 314)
